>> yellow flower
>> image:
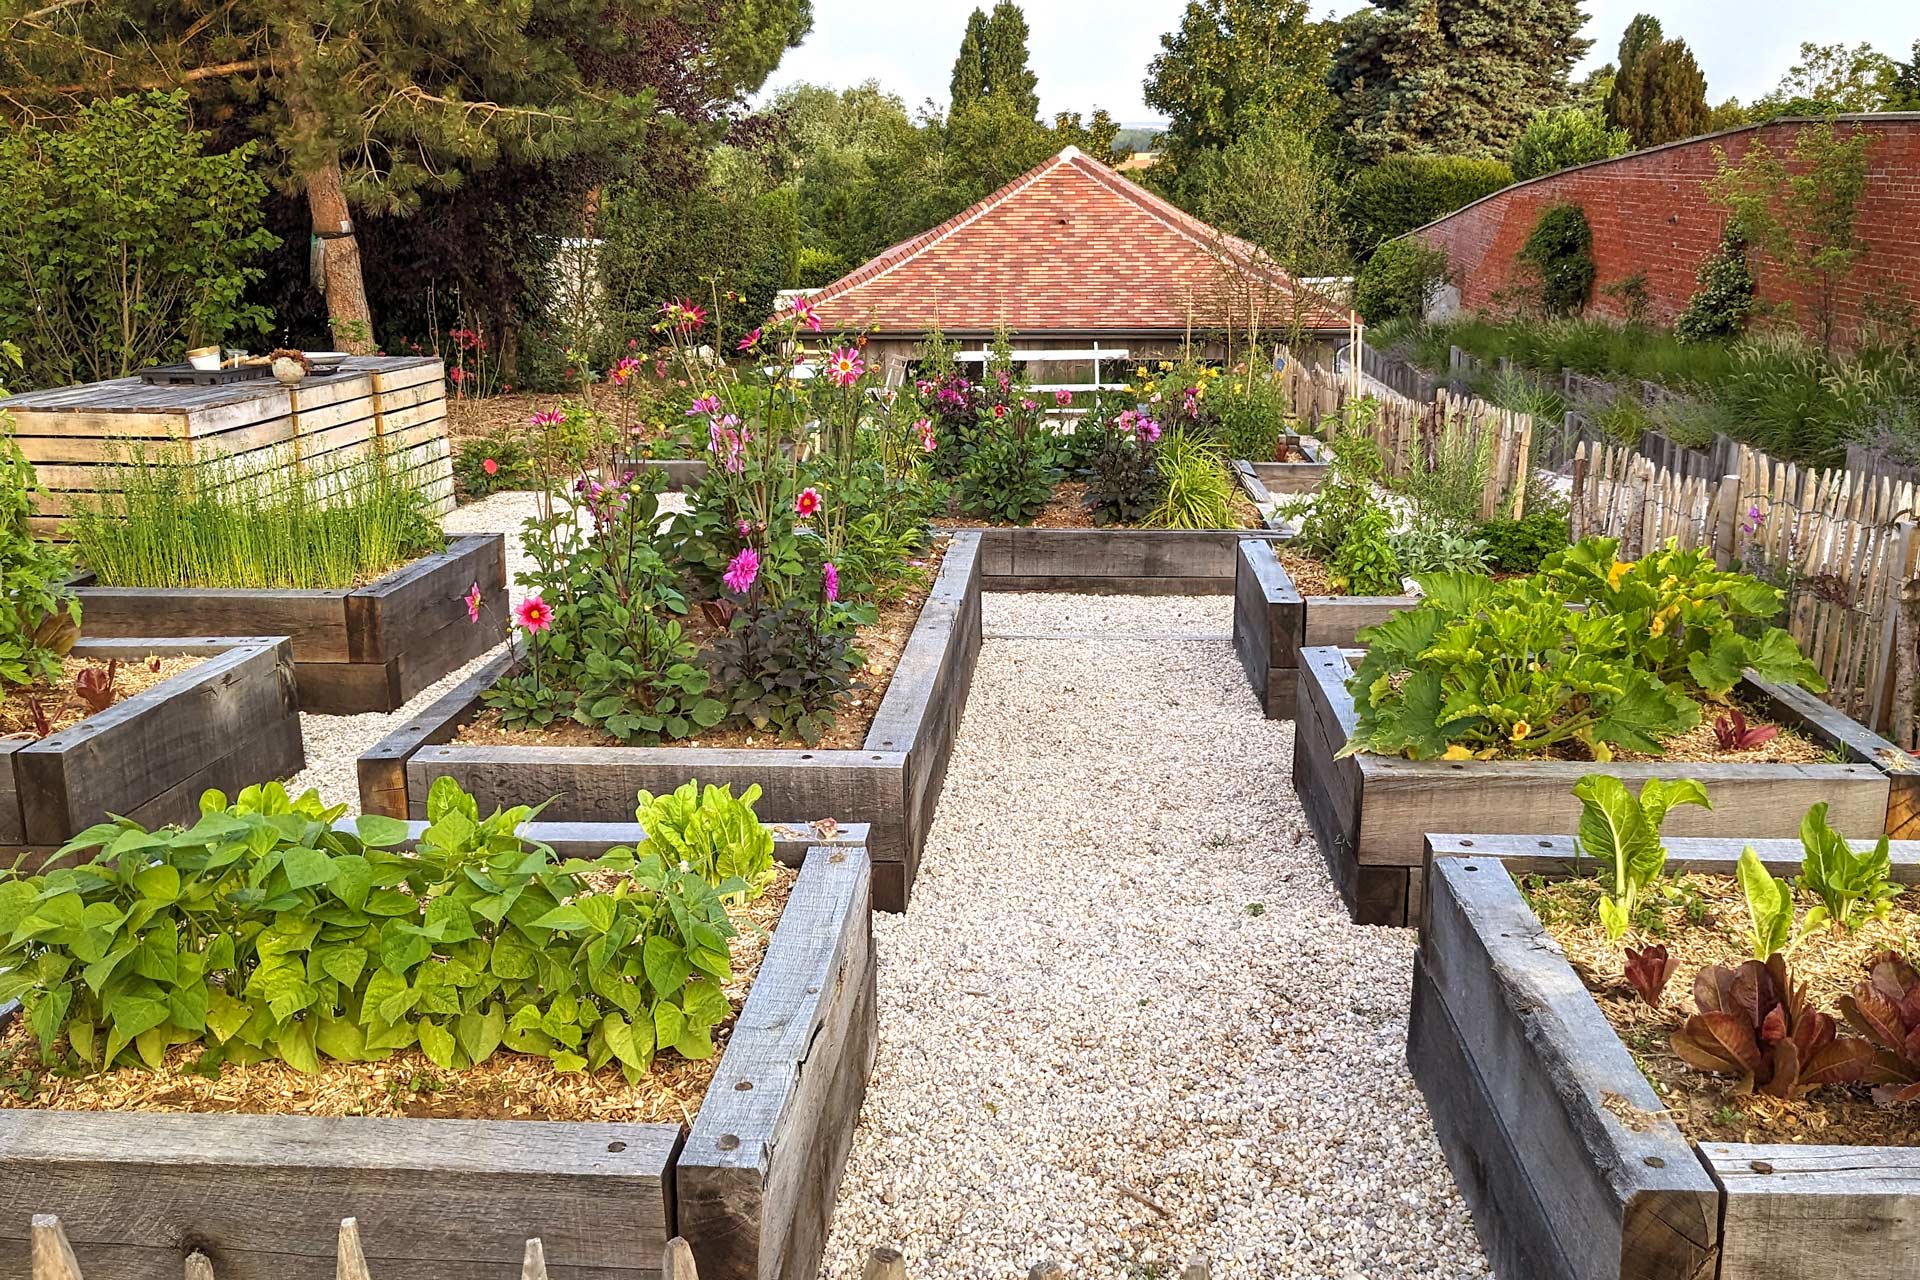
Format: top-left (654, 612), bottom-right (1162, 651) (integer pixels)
top-left (1234, 382), bottom-right (1244, 393)
top-left (1660, 575), bottom-right (1679, 591)
top-left (1511, 721), bottom-right (1532, 743)
top-left (1441, 744), bottom-right (1475, 761)
top-left (1144, 380), bottom-right (1157, 393)
top-left (1158, 360), bottom-right (1172, 372)
top-left (1195, 385), bottom-right (1206, 399)
top-left (1606, 559), bottom-right (1635, 590)
top-left (1649, 616), bottom-right (1666, 638)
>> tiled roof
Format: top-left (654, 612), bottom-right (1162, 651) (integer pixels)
top-left (800, 147), bottom-right (1354, 336)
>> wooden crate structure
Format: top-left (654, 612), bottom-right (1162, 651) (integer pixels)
top-left (0, 357), bottom-right (452, 537)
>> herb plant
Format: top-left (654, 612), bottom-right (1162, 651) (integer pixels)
top-left (1796, 802), bottom-right (1901, 930)
top-left (0, 776), bottom-right (772, 1080)
top-left (1573, 774), bottom-right (1709, 941)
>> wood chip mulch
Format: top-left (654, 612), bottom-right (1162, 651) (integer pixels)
top-left (0, 865), bottom-right (800, 1125)
top-left (0, 655), bottom-right (205, 738)
top-left (1529, 874), bottom-right (1920, 1149)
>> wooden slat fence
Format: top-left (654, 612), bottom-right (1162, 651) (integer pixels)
top-left (1572, 437), bottom-right (1920, 744)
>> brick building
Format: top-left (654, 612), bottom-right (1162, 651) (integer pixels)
top-left (798, 146), bottom-right (1353, 371)
top-left (1410, 113), bottom-right (1920, 346)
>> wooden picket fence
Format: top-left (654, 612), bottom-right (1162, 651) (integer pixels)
top-left (1571, 437), bottom-right (1920, 741)
top-left (26, 1215), bottom-right (1213, 1280)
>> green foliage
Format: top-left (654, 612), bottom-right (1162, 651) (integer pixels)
top-left (1737, 845), bottom-right (1826, 960)
top-left (0, 776), bottom-right (771, 1079)
top-left (702, 596), bottom-right (862, 745)
top-left (1344, 536), bottom-right (1822, 761)
top-left (633, 782), bottom-right (777, 901)
top-left (1328, 504), bottom-right (1404, 594)
top-left (1518, 203), bottom-right (1597, 317)
top-left (0, 92), bottom-right (276, 389)
top-left (1604, 17), bottom-right (1711, 148)
top-left (1330, 0), bottom-right (1590, 163)
top-left (1675, 224), bottom-right (1758, 343)
top-left (1209, 375), bottom-right (1288, 462)
top-left (950, 8), bottom-right (990, 110)
top-left (1084, 427), bottom-right (1161, 526)
top-left (1474, 510), bottom-right (1571, 573)
top-left (1144, 0), bottom-right (1337, 171)
top-left (67, 450), bottom-right (440, 591)
top-left (1573, 774), bottom-right (1710, 941)
top-left (979, 2), bottom-right (1041, 120)
top-left (1353, 239), bottom-right (1452, 325)
top-left (1146, 430), bottom-right (1234, 530)
top-left (597, 182), bottom-right (796, 345)
top-left (960, 387), bottom-right (1059, 522)
top-left (1, 383), bottom-right (81, 689)
top-left (1796, 802), bottom-right (1901, 930)
top-left (1181, 116), bottom-right (1350, 284)
top-left (1755, 41), bottom-right (1898, 115)
top-left (1343, 155), bottom-right (1515, 255)
top-left (455, 434), bottom-right (536, 500)
top-left (1511, 107), bottom-right (1631, 180)
top-left (1706, 121), bottom-right (1875, 353)
top-left (1387, 520), bottom-right (1489, 577)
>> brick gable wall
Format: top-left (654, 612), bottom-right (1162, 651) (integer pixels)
top-left (1411, 117), bottom-right (1920, 345)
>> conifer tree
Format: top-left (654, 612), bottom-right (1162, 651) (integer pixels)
top-left (1605, 16), bottom-right (1711, 148)
top-left (981, 2), bottom-right (1041, 120)
top-left (951, 9), bottom-right (990, 112)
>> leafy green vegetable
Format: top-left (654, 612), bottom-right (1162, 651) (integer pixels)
top-left (1736, 845), bottom-right (1827, 960)
top-left (0, 776), bottom-right (773, 1082)
top-left (1572, 774), bottom-right (1709, 941)
top-left (1795, 802), bottom-right (1901, 930)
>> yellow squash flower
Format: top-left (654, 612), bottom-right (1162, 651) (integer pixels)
top-left (1649, 616), bottom-right (1666, 638)
top-left (1511, 721), bottom-right (1532, 743)
top-left (1606, 560), bottom-right (1634, 590)
top-left (1441, 744), bottom-right (1475, 761)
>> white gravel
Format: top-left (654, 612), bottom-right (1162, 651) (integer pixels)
top-left (819, 593), bottom-right (1489, 1280)
top-left (287, 509), bottom-right (1487, 1278)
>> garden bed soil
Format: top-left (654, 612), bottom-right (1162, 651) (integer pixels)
top-left (0, 638), bottom-right (304, 864)
top-left (1412, 849), bottom-right (1920, 1280)
top-left (453, 545), bottom-right (945, 754)
top-left (1231, 538), bottom-right (1418, 719)
top-left (70, 534), bottom-right (510, 714)
top-left (0, 653), bottom-right (203, 738)
top-left (357, 535), bottom-right (984, 912)
top-left (1293, 645), bottom-right (1920, 926)
top-left (0, 841), bottom-right (874, 1280)
top-left (0, 864), bottom-right (799, 1126)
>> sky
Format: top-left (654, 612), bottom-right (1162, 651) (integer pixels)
top-left (758, 1), bottom-right (1917, 124)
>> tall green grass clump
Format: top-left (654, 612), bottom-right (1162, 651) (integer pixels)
top-left (1148, 429), bottom-right (1236, 529)
top-left (69, 447), bottom-right (442, 589)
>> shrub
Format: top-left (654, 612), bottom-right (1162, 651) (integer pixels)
top-left (1354, 239), bottom-right (1452, 325)
top-left (1674, 224), bottom-right (1757, 343)
top-left (0, 92), bottom-right (277, 389)
top-left (1518, 203), bottom-right (1596, 317)
top-left (1510, 107), bottom-right (1631, 181)
top-left (66, 450), bottom-right (442, 591)
top-left (1344, 155), bottom-right (1514, 254)
top-left (1084, 420), bottom-right (1162, 526)
top-left (1474, 509), bottom-right (1571, 573)
top-left (455, 433), bottom-right (536, 499)
top-left (0, 777), bottom-right (771, 1078)
top-left (1210, 373), bottom-right (1289, 461)
top-left (1, 405), bottom-right (80, 689)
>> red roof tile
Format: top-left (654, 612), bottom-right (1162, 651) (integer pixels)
top-left (800, 147), bottom-right (1354, 337)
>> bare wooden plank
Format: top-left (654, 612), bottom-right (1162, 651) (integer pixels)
top-left (1232, 539), bottom-right (1304, 719)
top-left (678, 846), bottom-right (876, 1280)
top-left (1704, 1144), bottom-right (1920, 1280)
top-left (346, 534), bottom-right (507, 662)
top-left (0, 1112), bottom-right (681, 1279)
top-left (1424, 833), bottom-right (1920, 883)
top-left (1418, 857), bottom-right (1720, 1279)
top-left (1303, 595), bottom-right (1415, 647)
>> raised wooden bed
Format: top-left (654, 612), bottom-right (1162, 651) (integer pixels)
top-left (72, 534), bottom-right (508, 715)
top-left (1294, 644), bottom-right (1920, 926)
top-left (1, 637), bottom-right (304, 865)
top-left (1231, 538), bottom-right (1416, 718)
top-left (0, 840), bottom-right (875, 1280)
top-left (1413, 848), bottom-right (1920, 1280)
top-left (358, 534), bottom-right (983, 912)
top-left (1231, 434), bottom-right (1330, 500)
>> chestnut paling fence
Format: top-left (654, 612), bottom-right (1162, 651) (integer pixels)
top-left (1570, 436), bottom-right (1920, 747)
top-left (1274, 348), bottom-right (1535, 520)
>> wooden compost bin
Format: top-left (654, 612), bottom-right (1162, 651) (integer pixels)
top-left (0, 637), bottom-right (304, 864)
top-left (0, 840), bottom-right (876, 1280)
top-left (0, 357), bottom-right (453, 538)
top-left (358, 534), bottom-right (985, 913)
top-left (1414, 846), bottom-right (1920, 1280)
top-left (1231, 435), bottom-right (1330, 499)
top-left (1293, 644), bottom-right (1920, 926)
top-left (1231, 539), bottom-right (1416, 718)
top-left (71, 533), bottom-right (509, 715)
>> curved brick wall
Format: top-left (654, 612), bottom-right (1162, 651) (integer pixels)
top-left (1410, 114), bottom-right (1920, 345)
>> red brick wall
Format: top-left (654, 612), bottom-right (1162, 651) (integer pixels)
top-left (1412, 117), bottom-right (1920, 345)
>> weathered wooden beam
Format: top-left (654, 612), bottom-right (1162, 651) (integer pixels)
top-left (1704, 1144), bottom-right (1920, 1280)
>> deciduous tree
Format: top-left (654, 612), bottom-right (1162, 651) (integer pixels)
top-left (1144, 0), bottom-right (1336, 174)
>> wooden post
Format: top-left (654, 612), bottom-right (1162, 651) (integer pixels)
top-left (31, 1215), bottom-right (84, 1280)
top-left (522, 1238), bottom-right (550, 1280)
top-left (862, 1246), bottom-right (908, 1280)
top-left (663, 1237), bottom-right (700, 1280)
top-left (337, 1218), bottom-right (372, 1280)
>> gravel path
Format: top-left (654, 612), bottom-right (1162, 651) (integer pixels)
top-left (819, 594), bottom-right (1488, 1280)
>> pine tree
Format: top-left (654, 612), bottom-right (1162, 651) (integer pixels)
top-left (1605, 16), bottom-right (1710, 148)
top-left (1329, 0), bottom-right (1590, 162)
top-left (951, 9), bottom-right (990, 112)
top-left (981, 1), bottom-right (1041, 120)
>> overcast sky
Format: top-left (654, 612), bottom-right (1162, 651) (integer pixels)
top-left (760, 1), bottom-right (1917, 123)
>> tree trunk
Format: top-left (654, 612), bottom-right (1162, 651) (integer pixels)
top-left (304, 154), bottom-right (375, 353)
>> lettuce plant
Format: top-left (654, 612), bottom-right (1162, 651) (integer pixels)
top-left (1670, 954), bottom-right (1874, 1099)
top-left (1839, 952), bottom-right (1920, 1105)
top-left (1624, 943), bottom-right (1679, 1007)
top-left (1796, 801), bottom-right (1902, 930)
top-left (1736, 845), bottom-right (1827, 959)
top-left (1573, 774), bottom-right (1709, 941)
